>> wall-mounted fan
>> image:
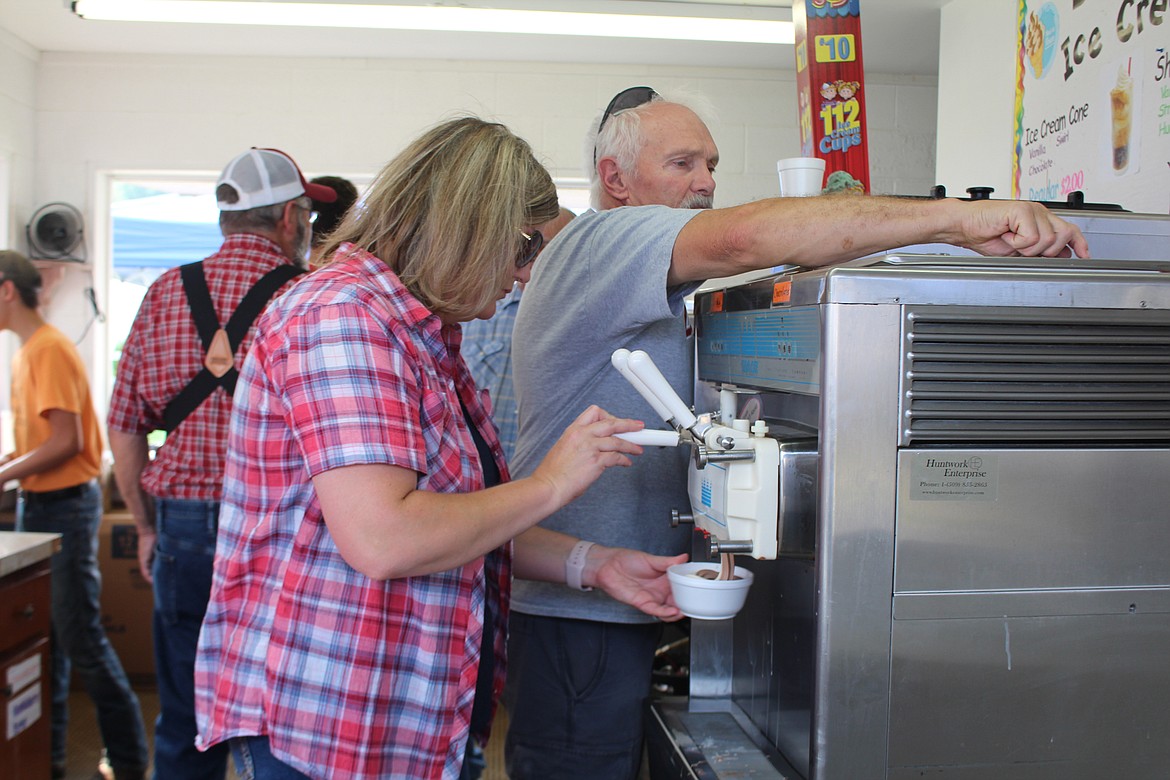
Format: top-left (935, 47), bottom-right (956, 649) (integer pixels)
top-left (26, 202), bottom-right (86, 262)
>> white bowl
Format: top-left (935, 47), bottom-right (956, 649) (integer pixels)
top-left (667, 562), bottom-right (754, 620)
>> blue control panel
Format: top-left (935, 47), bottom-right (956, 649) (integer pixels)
top-left (697, 305), bottom-right (821, 394)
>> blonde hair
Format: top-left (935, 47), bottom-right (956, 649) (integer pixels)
top-left (318, 117), bottom-right (558, 320)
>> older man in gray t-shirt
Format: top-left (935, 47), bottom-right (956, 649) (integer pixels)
top-left (510, 204), bottom-right (700, 623)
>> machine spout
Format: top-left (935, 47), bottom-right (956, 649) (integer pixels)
top-left (709, 538), bottom-right (755, 556)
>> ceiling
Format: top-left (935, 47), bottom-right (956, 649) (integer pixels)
top-left (0, 0), bottom-right (950, 76)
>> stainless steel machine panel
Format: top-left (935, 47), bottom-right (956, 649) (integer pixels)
top-left (658, 246), bottom-right (1170, 780)
top-left (894, 449), bottom-right (1170, 592)
top-left (889, 447), bottom-right (1170, 776)
top-left (887, 611), bottom-right (1170, 779)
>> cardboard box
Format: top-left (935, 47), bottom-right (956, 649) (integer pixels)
top-left (97, 513), bottom-right (155, 685)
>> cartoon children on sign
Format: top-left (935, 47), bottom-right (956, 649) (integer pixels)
top-left (820, 80), bottom-right (861, 115)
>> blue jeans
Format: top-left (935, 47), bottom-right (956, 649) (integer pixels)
top-left (227, 730), bottom-right (484, 778)
top-left (151, 498), bottom-right (229, 780)
top-left (503, 613), bottom-right (661, 780)
top-left (229, 735), bottom-right (486, 777)
top-left (229, 737), bottom-right (311, 780)
top-left (16, 480), bottom-right (149, 776)
top-left (459, 737), bottom-right (486, 780)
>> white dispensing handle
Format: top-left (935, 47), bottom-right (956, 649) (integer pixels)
top-left (615, 429), bottom-right (683, 447)
top-left (627, 350), bottom-right (698, 431)
top-left (611, 349), bottom-right (675, 424)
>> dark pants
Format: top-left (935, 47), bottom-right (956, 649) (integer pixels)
top-left (17, 480), bottom-right (150, 777)
top-left (504, 612), bottom-right (661, 780)
top-left (150, 498), bottom-right (230, 780)
top-left (229, 737), bottom-right (311, 780)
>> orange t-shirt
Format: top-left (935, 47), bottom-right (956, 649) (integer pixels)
top-left (11, 324), bottom-right (103, 492)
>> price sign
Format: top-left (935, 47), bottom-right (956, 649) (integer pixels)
top-left (815, 34), bottom-right (856, 64)
top-left (793, 0), bottom-right (870, 192)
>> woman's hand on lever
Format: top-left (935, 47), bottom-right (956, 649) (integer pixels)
top-left (530, 405), bottom-right (646, 509)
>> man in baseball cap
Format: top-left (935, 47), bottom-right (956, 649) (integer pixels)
top-left (215, 147), bottom-right (337, 212)
top-left (108, 148), bottom-right (334, 780)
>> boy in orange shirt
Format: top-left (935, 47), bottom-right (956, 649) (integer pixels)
top-left (0, 250), bottom-right (148, 780)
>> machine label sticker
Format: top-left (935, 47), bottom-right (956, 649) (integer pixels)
top-left (5, 653), bottom-right (41, 695)
top-left (909, 453), bottom-right (999, 501)
top-left (111, 524), bottom-right (140, 559)
top-left (772, 280), bottom-right (792, 304)
top-left (710, 291), bottom-right (724, 313)
top-left (6, 684), bottom-right (42, 740)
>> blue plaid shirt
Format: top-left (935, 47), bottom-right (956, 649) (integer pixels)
top-left (461, 286), bottom-right (521, 461)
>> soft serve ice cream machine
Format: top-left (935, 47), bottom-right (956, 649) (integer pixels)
top-left (611, 348), bottom-right (781, 563)
top-left (637, 208), bottom-right (1170, 780)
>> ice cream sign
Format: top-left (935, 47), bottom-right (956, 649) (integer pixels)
top-left (1013, 0), bottom-right (1169, 214)
top-left (1038, 0), bottom-right (1167, 82)
top-left (792, 0), bottom-right (870, 193)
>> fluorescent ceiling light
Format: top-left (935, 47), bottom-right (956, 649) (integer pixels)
top-left (71, 0), bottom-right (794, 44)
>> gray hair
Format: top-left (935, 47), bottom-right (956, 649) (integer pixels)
top-left (218, 191), bottom-right (310, 235)
top-left (584, 88), bottom-right (715, 209)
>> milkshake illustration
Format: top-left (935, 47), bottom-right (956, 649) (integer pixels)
top-left (1110, 65), bottom-right (1133, 172)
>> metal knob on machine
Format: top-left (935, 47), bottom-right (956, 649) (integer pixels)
top-left (692, 445), bottom-right (756, 469)
top-left (671, 509), bottom-right (694, 527)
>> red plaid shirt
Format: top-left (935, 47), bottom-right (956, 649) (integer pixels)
top-left (195, 245), bottom-right (511, 780)
top-left (107, 234), bottom-right (301, 500)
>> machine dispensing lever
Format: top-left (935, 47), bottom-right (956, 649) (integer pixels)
top-left (611, 349), bottom-right (677, 426)
top-left (625, 350), bottom-right (704, 434)
top-left (615, 429), bottom-right (683, 447)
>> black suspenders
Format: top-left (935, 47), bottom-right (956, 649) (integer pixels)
top-left (161, 261), bottom-right (303, 432)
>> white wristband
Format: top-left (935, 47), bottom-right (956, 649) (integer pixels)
top-left (565, 540), bottom-right (596, 592)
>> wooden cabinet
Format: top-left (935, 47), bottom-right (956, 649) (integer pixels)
top-left (1, 542), bottom-right (55, 780)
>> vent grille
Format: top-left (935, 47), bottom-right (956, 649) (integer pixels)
top-left (901, 307), bottom-right (1170, 445)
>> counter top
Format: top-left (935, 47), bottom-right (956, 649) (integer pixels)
top-left (0, 531), bottom-right (61, 578)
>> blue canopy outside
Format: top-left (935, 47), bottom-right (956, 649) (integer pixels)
top-left (112, 216), bottom-right (222, 281)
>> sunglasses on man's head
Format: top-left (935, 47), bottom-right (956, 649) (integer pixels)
top-left (598, 86), bottom-right (659, 133)
top-left (516, 229), bottom-right (544, 269)
top-left (594, 86), bottom-right (659, 164)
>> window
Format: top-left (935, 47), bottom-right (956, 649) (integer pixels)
top-left (108, 178), bottom-right (222, 388)
top-left (98, 173), bottom-right (590, 418)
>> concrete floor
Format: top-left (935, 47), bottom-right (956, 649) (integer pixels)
top-left (61, 685), bottom-right (508, 779)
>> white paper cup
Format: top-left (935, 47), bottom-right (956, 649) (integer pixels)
top-left (667, 562), bottom-right (754, 620)
top-left (777, 157), bottom-right (826, 197)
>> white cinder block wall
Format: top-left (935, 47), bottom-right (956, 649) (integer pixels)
top-left (0, 28), bottom-right (36, 248)
top-left (0, 27), bottom-right (39, 424)
top-left (32, 53), bottom-right (938, 211)
top-left (936, 0), bottom-right (1018, 199)
top-left (2, 42), bottom-right (938, 407)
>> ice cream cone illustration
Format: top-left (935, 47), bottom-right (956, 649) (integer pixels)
top-left (1026, 11), bottom-right (1045, 77)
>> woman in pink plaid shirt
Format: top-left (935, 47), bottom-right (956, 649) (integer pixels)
top-left (193, 117), bottom-right (686, 780)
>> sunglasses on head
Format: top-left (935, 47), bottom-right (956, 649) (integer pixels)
top-left (594, 86), bottom-right (659, 164)
top-left (516, 229), bottom-right (544, 269)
